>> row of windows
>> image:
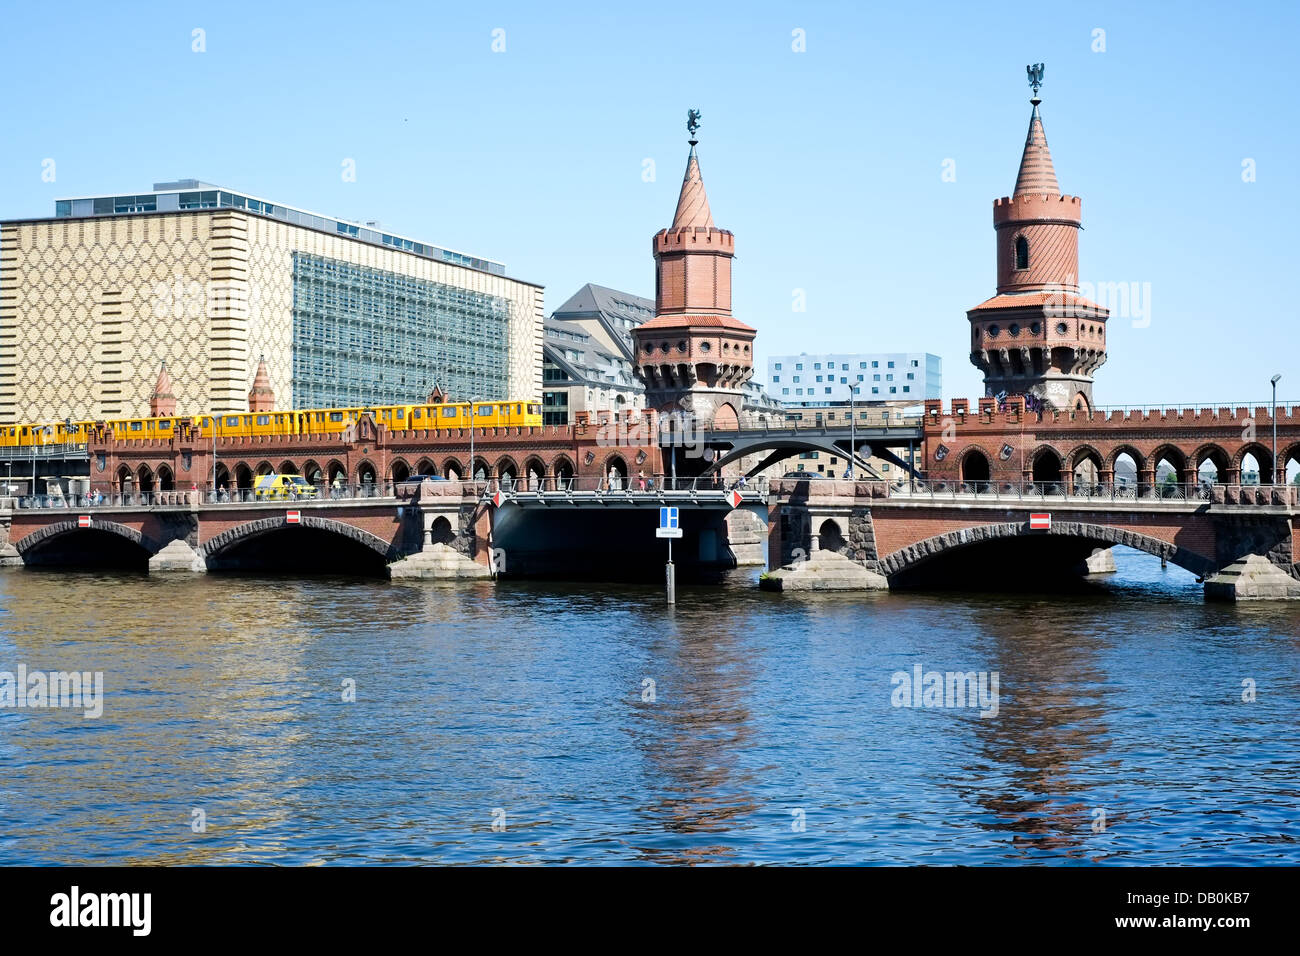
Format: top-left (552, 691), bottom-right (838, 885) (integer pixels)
top-left (782, 385), bottom-right (911, 395)
top-left (775, 371), bottom-right (917, 384)
top-left (291, 252), bottom-right (510, 409)
top-left (773, 359), bottom-right (922, 371)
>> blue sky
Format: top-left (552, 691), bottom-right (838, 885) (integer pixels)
top-left (2, 0), bottom-right (1296, 406)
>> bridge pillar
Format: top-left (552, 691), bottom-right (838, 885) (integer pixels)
top-left (148, 538), bottom-right (206, 573)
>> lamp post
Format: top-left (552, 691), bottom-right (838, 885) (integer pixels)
top-left (845, 381), bottom-right (858, 479)
top-left (1271, 373), bottom-right (1281, 486)
top-left (469, 397), bottom-right (476, 490)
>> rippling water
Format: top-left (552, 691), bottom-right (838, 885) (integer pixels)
top-left (1, 549), bottom-right (1297, 865)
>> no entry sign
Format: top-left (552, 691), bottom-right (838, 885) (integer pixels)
top-left (286, 510), bottom-right (301, 524)
top-left (1029, 512), bottom-right (1051, 530)
top-left (77, 515), bottom-right (92, 528)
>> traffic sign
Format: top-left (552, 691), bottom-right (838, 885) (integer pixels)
top-left (286, 510), bottom-right (301, 524)
top-left (659, 506), bottom-right (679, 530)
top-left (1029, 512), bottom-right (1051, 530)
top-left (77, 515), bottom-right (91, 528)
top-left (492, 490), bottom-right (509, 508)
top-left (656, 527), bottom-right (683, 538)
top-left (729, 488), bottom-right (744, 509)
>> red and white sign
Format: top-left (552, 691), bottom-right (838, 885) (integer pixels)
top-left (77, 515), bottom-right (92, 528)
top-left (286, 510), bottom-right (301, 524)
top-left (729, 488), bottom-right (744, 510)
top-left (492, 490), bottom-right (507, 508)
top-left (1029, 512), bottom-right (1051, 530)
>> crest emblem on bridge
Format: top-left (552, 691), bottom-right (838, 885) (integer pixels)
top-left (934, 444), bottom-right (950, 462)
top-left (999, 443), bottom-right (1015, 461)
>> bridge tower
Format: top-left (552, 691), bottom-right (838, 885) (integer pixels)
top-left (148, 363), bottom-right (177, 417)
top-left (633, 114), bottom-right (755, 431)
top-left (248, 356), bottom-right (275, 412)
top-left (968, 66), bottom-right (1109, 411)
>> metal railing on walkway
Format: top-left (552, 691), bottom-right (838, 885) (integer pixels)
top-left (889, 479), bottom-right (1296, 505)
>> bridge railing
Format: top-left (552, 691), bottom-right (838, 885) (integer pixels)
top-left (890, 480), bottom-right (1297, 506)
top-left (494, 474), bottom-right (769, 496)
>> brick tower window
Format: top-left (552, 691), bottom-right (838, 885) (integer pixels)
top-left (1015, 235), bottom-right (1029, 270)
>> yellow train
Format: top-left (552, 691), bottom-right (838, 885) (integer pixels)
top-left (0, 400), bottom-right (542, 447)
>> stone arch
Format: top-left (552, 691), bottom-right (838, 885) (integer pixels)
top-left (880, 520), bottom-right (1216, 579)
top-left (278, 460), bottom-right (299, 476)
top-left (713, 402), bottom-right (739, 430)
top-left (1030, 445), bottom-right (1064, 485)
top-left (301, 460), bottom-right (323, 485)
top-left (551, 455), bottom-right (576, 489)
top-left (137, 465), bottom-right (155, 493)
top-left (494, 456), bottom-right (519, 483)
top-left (429, 515), bottom-right (455, 546)
top-left (199, 514), bottom-right (398, 561)
top-left (156, 464), bottom-right (175, 491)
top-left (234, 462), bottom-right (254, 490)
top-left (470, 457), bottom-right (490, 481)
top-left (1150, 444), bottom-right (1186, 477)
top-left (390, 459), bottom-right (412, 483)
top-left (442, 457), bottom-right (464, 481)
top-left (116, 465), bottom-right (134, 492)
top-left (254, 461), bottom-right (274, 478)
top-left (325, 459), bottom-right (347, 486)
top-left (1279, 442), bottom-right (1300, 485)
top-left (15, 518), bottom-right (153, 557)
top-left (415, 458), bottom-right (438, 477)
top-left (214, 463), bottom-right (231, 490)
top-left (958, 445), bottom-right (992, 484)
top-left (355, 460), bottom-right (378, 485)
top-left (818, 518), bottom-right (845, 553)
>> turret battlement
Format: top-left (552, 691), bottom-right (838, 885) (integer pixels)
top-left (993, 193), bottom-right (1082, 226)
top-left (653, 226), bottom-right (735, 255)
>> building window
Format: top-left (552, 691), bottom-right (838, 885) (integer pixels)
top-left (816, 375), bottom-right (822, 383)
top-left (907, 372), bottom-right (914, 380)
top-left (796, 363), bottom-right (803, 370)
top-left (814, 363), bottom-right (821, 370)
top-left (1015, 235), bottom-right (1029, 269)
top-left (774, 362), bottom-right (782, 370)
top-left (872, 361), bottom-right (879, 368)
top-left (871, 387), bottom-right (879, 394)
top-left (887, 361), bottom-right (895, 368)
top-left (782, 388), bottom-right (789, 395)
top-left (859, 362), bottom-right (867, 369)
top-left (824, 387), bottom-right (832, 394)
top-left (873, 374), bottom-right (880, 381)
top-left (890, 386), bottom-right (897, 393)
top-left (903, 386), bottom-right (910, 392)
top-left (911, 360), bottom-right (919, 367)
top-left (793, 375), bottom-right (800, 383)
top-left (772, 375), bottom-right (780, 382)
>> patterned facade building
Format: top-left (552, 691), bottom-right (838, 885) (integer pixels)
top-left (0, 181), bottom-right (543, 423)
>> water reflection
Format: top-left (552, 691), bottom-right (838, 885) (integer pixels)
top-left (0, 548), bottom-right (1297, 865)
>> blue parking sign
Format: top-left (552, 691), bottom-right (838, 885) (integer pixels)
top-left (659, 506), bottom-right (679, 530)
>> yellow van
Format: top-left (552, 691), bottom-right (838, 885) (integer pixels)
top-left (253, 474), bottom-right (318, 501)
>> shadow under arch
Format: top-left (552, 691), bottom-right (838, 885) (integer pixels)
top-left (15, 518), bottom-right (156, 569)
top-left (200, 515), bottom-right (398, 577)
top-left (882, 520), bottom-right (1217, 586)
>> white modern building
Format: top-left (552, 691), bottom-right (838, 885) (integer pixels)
top-left (766, 352), bottom-right (942, 407)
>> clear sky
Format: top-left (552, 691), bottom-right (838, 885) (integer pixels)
top-left (2, 0), bottom-right (1296, 407)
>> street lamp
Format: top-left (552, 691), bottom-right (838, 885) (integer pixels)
top-left (1271, 373), bottom-right (1281, 486)
top-left (31, 424), bottom-right (50, 500)
top-left (468, 397), bottom-right (476, 489)
top-left (845, 381), bottom-right (858, 479)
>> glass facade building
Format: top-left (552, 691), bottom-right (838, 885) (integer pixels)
top-left (766, 351), bottom-right (942, 407)
top-left (291, 254), bottom-right (511, 409)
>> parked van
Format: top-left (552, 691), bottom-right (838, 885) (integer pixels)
top-left (253, 474), bottom-right (318, 501)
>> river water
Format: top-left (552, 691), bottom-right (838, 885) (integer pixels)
top-left (1, 548), bottom-right (1297, 865)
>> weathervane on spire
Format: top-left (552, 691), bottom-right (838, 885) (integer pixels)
top-left (687, 108), bottom-right (701, 145)
top-left (1026, 63), bottom-right (1045, 102)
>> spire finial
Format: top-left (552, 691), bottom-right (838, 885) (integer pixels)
top-left (1026, 62), bottom-right (1045, 105)
top-left (686, 108), bottom-right (701, 146)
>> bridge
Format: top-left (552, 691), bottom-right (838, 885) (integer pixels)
top-left (3, 468), bottom-right (1296, 598)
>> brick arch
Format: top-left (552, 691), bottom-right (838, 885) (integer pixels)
top-left (1106, 444), bottom-right (1146, 473)
top-left (199, 515), bottom-right (398, 561)
top-left (442, 457), bottom-right (464, 480)
top-left (955, 444), bottom-right (993, 483)
top-left (1149, 444), bottom-right (1187, 473)
top-left (389, 458), bottom-right (412, 482)
top-left (1232, 442), bottom-right (1273, 474)
top-left (1192, 442), bottom-right (1232, 472)
top-left (1066, 443), bottom-right (1105, 470)
top-left (15, 518), bottom-right (156, 556)
top-left (1028, 444), bottom-right (1064, 478)
top-left (494, 456), bottom-right (519, 480)
top-left (879, 520), bottom-right (1216, 579)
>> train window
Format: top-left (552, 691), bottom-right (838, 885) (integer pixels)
top-left (395, 409), bottom-right (404, 419)
top-left (528, 404), bottom-right (540, 415)
top-left (130, 422), bottom-right (142, 431)
top-left (201, 418), bottom-right (210, 427)
top-left (256, 415), bottom-right (270, 425)
top-left (330, 412), bottom-right (344, 422)
top-left (413, 409), bottom-right (423, 419)
top-left (476, 405), bottom-right (493, 416)
top-left (442, 407), bottom-right (458, 418)
top-left (226, 417), bottom-right (239, 426)
top-left (516, 404), bottom-right (522, 414)
top-left (158, 420), bottom-right (172, 428)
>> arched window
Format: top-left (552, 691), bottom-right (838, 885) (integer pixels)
top-left (1015, 236), bottom-right (1029, 270)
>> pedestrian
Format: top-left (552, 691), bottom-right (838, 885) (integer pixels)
top-left (638, 470), bottom-right (646, 492)
top-left (608, 466), bottom-right (618, 491)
